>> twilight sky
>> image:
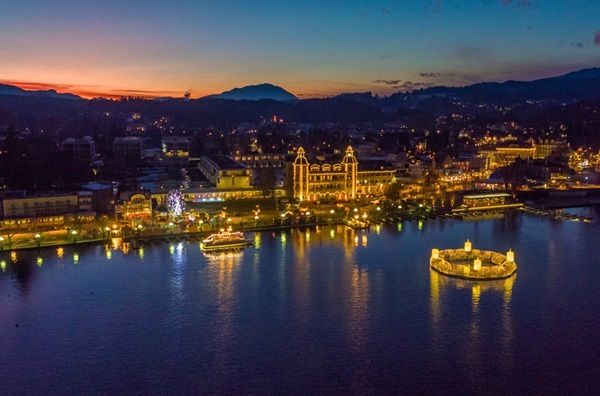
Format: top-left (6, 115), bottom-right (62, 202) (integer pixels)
top-left (1, 0), bottom-right (599, 99)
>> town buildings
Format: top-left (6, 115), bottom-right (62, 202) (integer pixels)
top-left (292, 146), bottom-right (395, 201)
top-left (60, 137), bottom-right (96, 162)
top-left (198, 155), bottom-right (253, 190)
top-left (0, 191), bottom-right (95, 231)
top-left (114, 191), bottom-right (153, 224)
top-left (162, 136), bottom-right (190, 160)
top-left (113, 137), bottom-right (144, 162)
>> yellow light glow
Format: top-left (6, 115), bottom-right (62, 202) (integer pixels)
top-left (506, 249), bottom-right (515, 262)
top-left (464, 239), bottom-right (472, 252)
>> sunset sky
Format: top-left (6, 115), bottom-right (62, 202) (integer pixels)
top-left (1, 0), bottom-right (599, 99)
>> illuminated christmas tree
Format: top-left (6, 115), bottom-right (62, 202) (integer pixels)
top-left (167, 189), bottom-right (185, 217)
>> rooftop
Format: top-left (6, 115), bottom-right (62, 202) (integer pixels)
top-left (204, 155), bottom-right (246, 170)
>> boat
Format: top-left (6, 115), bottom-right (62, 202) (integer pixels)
top-left (200, 227), bottom-right (251, 251)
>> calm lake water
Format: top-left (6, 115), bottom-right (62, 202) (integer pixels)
top-left (2, 209), bottom-right (600, 395)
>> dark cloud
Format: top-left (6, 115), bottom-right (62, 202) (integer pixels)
top-left (419, 72), bottom-right (442, 78)
top-left (376, 54), bottom-right (394, 61)
top-left (373, 79), bottom-right (433, 91)
top-left (0, 80), bottom-right (181, 99)
top-left (595, 32), bottom-right (600, 47)
top-left (110, 88), bottom-right (180, 95)
top-left (373, 79), bottom-right (403, 86)
top-left (395, 81), bottom-right (435, 92)
top-left (571, 42), bottom-right (585, 48)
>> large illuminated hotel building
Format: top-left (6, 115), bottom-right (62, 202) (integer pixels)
top-left (292, 146), bottom-right (395, 201)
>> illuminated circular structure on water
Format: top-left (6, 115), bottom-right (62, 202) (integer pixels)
top-left (430, 240), bottom-right (517, 280)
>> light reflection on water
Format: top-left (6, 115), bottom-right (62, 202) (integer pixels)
top-left (0, 211), bottom-right (599, 394)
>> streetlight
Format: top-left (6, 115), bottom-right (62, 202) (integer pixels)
top-left (34, 233), bottom-right (41, 248)
top-left (71, 229), bottom-right (78, 244)
top-left (0, 235), bottom-right (4, 251)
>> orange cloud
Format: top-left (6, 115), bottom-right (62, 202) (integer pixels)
top-left (0, 80), bottom-right (183, 99)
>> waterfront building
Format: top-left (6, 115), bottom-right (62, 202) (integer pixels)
top-left (60, 137), bottom-right (96, 162)
top-left (292, 146), bottom-right (395, 201)
top-left (114, 191), bottom-right (153, 223)
top-left (2, 191), bottom-right (79, 218)
top-left (81, 182), bottom-right (115, 214)
top-left (198, 155), bottom-right (253, 190)
top-left (453, 192), bottom-right (523, 212)
top-left (0, 191), bottom-right (96, 231)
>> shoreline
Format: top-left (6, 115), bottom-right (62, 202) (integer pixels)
top-left (0, 220), bottom-right (347, 252)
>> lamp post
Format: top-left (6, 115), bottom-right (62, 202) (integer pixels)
top-left (0, 236), bottom-right (4, 251)
top-left (34, 233), bottom-right (41, 248)
top-left (70, 229), bottom-right (78, 244)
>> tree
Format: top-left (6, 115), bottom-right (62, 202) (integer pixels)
top-left (385, 182), bottom-right (403, 200)
top-left (257, 167), bottom-right (277, 200)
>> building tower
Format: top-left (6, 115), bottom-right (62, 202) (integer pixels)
top-left (342, 146), bottom-right (358, 199)
top-left (293, 147), bottom-right (309, 201)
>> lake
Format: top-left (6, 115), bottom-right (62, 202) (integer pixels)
top-left (2, 208), bottom-right (600, 394)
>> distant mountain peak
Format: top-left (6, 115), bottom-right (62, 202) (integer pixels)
top-left (209, 83), bottom-right (297, 101)
top-left (0, 83), bottom-right (82, 100)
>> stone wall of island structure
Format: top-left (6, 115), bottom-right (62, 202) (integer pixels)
top-left (430, 240), bottom-right (517, 280)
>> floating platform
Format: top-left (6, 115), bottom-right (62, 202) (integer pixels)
top-left (430, 241), bottom-right (517, 280)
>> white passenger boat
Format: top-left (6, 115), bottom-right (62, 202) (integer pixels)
top-left (200, 227), bottom-right (251, 251)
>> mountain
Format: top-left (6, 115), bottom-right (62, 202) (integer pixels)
top-left (208, 83), bottom-right (297, 101)
top-left (0, 84), bottom-right (82, 100)
top-left (331, 68), bottom-right (600, 111)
